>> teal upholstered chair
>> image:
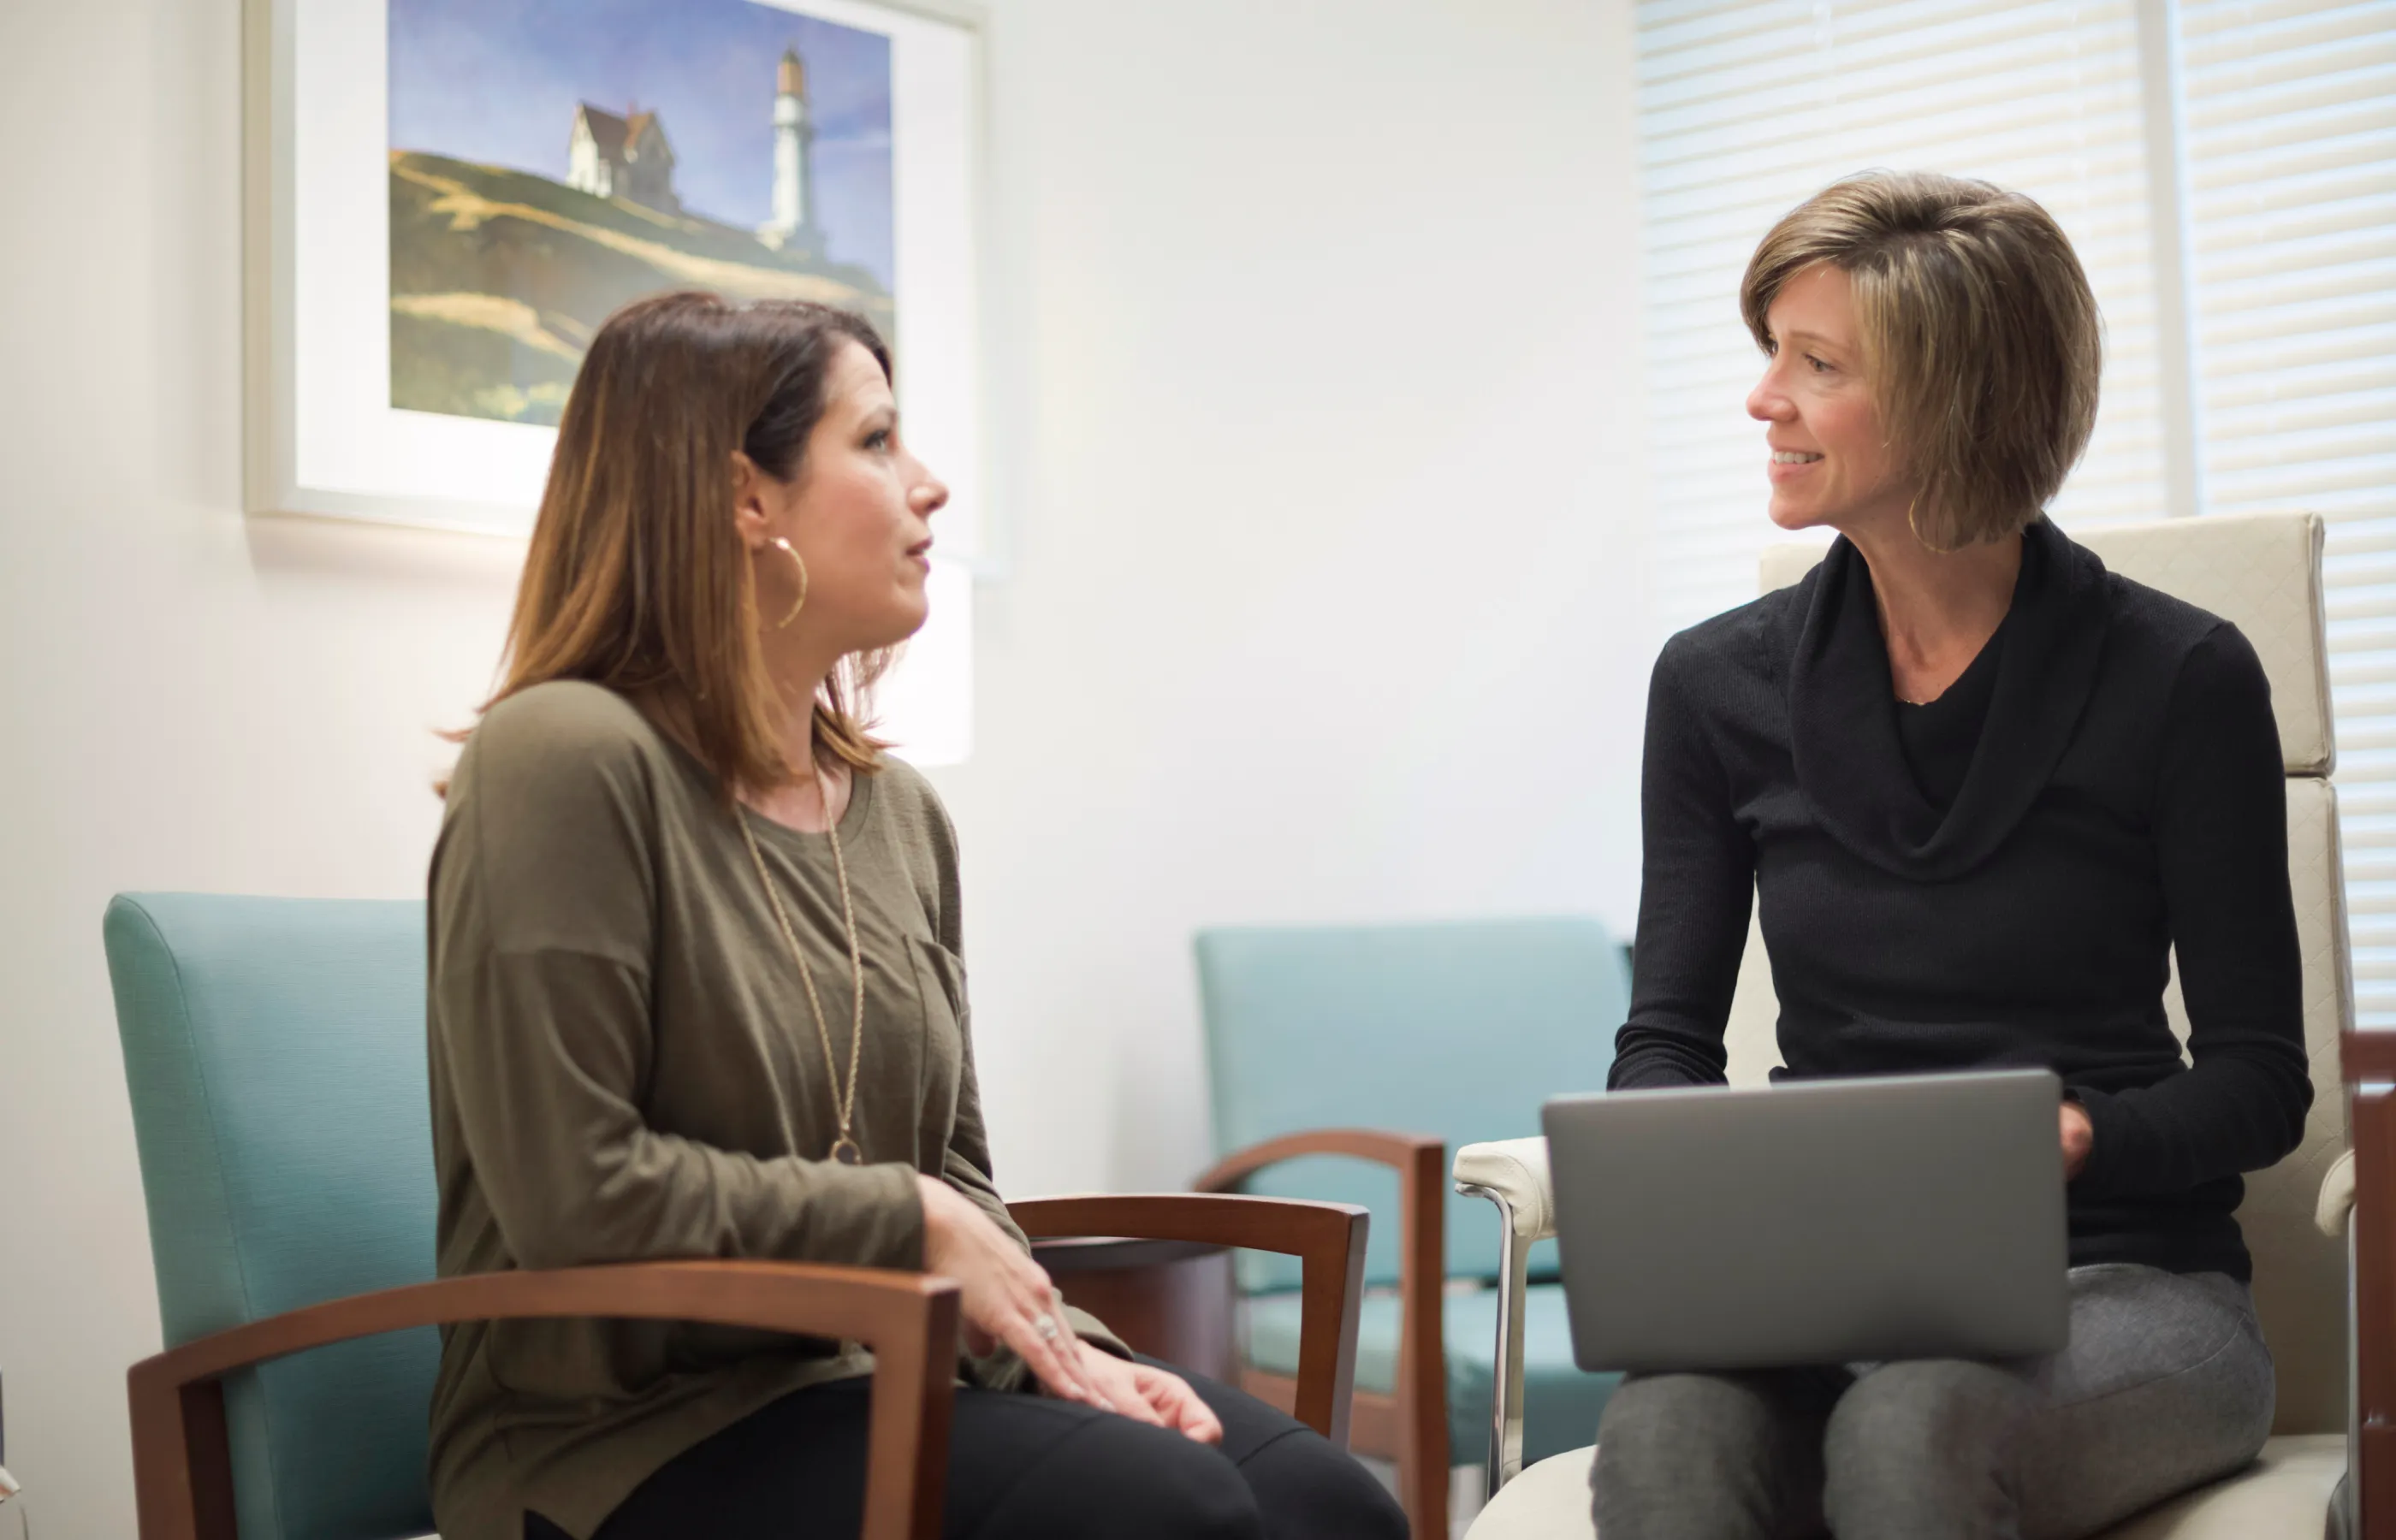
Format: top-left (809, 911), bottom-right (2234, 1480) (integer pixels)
top-left (107, 894), bottom-right (446, 1540)
top-left (1193, 918), bottom-right (1628, 1537)
top-left (100, 893), bottom-right (970, 1540)
top-left (104, 892), bottom-right (1371, 1540)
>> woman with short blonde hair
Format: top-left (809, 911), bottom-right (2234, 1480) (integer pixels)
top-left (1738, 171), bottom-right (2101, 554)
top-left (1593, 172), bottom-right (2310, 1537)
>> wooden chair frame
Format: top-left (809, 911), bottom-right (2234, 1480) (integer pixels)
top-left (1195, 1129), bottom-right (1450, 1540)
top-left (127, 1194), bottom-right (1370, 1540)
top-left (2346, 1032), bottom-right (2396, 1539)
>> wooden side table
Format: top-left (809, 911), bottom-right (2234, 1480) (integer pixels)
top-left (1029, 1235), bottom-right (1238, 1384)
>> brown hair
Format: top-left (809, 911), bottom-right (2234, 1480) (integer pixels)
top-left (1740, 171), bottom-right (2102, 551)
top-left (477, 291), bottom-right (895, 794)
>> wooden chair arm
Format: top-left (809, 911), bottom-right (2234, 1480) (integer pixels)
top-left (2347, 1033), bottom-right (2396, 1540)
top-left (128, 1261), bottom-right (960, 1540)
top-left (2350, 1034), bottom-right (2396, 1082)
top-left (1009, 1193), bottom-right (1372, 1446)
top-left (1180, 1128), bottom-right (1456, 1534)
top-left (1194, 1130), bottom-right (1446, 1443)
top-left (1191, 1128), bottom-right (1444, 1194)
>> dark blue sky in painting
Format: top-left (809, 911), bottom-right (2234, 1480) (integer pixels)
top-left (390, 0), bottom-right (894, 288)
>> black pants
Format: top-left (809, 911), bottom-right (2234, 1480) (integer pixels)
top-left (525, 1357), bottom-right (1409, 1540)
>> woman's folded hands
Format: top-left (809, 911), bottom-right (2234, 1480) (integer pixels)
top-left (913, 1176), bottom-right (1221, 1442)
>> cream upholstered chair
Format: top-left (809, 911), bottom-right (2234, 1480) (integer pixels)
top-left (1455, 512), bottom-right (2361, 1538)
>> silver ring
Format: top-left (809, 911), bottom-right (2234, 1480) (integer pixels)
top-left (1034, 1313), bottom-right (1060, 1342)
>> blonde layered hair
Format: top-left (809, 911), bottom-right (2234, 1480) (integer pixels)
top-left (1741, 171), bottom-right (2102, 552)
top-left (476, 292), bottom-right (893, 796)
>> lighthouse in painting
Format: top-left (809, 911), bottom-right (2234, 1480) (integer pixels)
top-left (758, 48), bottom-right (817, 251)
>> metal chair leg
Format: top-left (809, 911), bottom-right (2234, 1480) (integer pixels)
top-left (1457, 1181), bottom-right (1528, 1496)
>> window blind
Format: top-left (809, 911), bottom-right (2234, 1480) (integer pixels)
top-left (1636, 0), bottom-right (2175, 634)
top-left (2175, 0), bottom-right (2396, 1022)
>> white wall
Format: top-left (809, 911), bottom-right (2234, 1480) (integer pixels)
top-left (950, 0), bottom-right (1652, 1194)
top-left (0, 0), bottom-right (1646, 1532)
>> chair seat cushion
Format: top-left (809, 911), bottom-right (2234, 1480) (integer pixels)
top-left (2101, 1434), bottom-right (2344, 1539)
top-left (1464, 1443), bottom-right (1592, 1537)
top-left (1460, 1434), bottom-right (2345, 1538)
top-left (1243, 1282), bottom-right (1620, 1464)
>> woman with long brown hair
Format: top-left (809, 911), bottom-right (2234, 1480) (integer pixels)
top-left (425, 292), bottom-right (1406, 1540)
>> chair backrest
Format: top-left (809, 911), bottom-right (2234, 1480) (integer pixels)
top-left (104, 893), bottom-right (437, 1540)
top-left (1734, 512), bottom-right (2352, 1435)
top-left (1196, 918), bottom-right (1628, 1291)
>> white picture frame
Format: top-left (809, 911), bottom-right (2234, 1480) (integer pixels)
top-left (243, 0), bottom-right (987, 552)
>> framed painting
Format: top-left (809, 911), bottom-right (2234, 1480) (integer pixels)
top-left (242, 0), bottom-right (985, 760)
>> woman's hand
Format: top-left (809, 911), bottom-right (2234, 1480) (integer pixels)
top-left (2061, 1099), bottom-right (2095, 1179)
top-left (915, 1176), bottom-right (1105, 1407)
top-left (1052, 1341), bottom-right (1224, 1444)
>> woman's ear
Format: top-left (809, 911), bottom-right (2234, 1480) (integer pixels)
top-left (729, 451), bottom-right (773, 551)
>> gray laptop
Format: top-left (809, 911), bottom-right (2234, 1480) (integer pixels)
top-left (1542, 1069), bottom-right (2070, 1373)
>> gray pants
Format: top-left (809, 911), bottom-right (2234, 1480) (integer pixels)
top-left (1589, 1265), bottom-right (2275, 1540)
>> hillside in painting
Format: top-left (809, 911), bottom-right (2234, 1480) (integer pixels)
top-left (389, 150), bottom-right (896, 425)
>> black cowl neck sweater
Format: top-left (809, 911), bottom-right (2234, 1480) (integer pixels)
top-left (1611, 517), bottom-right (2313, 1279)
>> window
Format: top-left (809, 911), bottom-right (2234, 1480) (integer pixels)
top-left (2177, 0), bottom-right (2396, 1022)
top-left (1636, 0), bottom-right (2396, 1022)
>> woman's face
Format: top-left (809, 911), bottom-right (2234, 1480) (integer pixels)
top-left (743, 340), bottom-right (947, 657)
top-left (1746, 263), bottom-right (1910, 536)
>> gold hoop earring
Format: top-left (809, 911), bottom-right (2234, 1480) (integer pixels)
top-left (772, 537), bottom-right (809, 629)
top-left (1904, 495), bottom-right (1956, 555)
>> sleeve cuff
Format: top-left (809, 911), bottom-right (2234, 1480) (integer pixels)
top-left (2063, 1085), bottom-right (2118, 1195)
top-left (817, 1158), bottom-right (927, 1271)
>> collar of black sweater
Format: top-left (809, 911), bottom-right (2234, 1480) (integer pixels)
top-left (1781, 515), bottom-right (2113, 881)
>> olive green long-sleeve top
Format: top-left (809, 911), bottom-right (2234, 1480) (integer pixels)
top-left (426, 681), bottom-right (1118, 1540)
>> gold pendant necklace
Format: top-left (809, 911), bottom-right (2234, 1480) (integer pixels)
top-left (739, 764), bottom-right (869, 1167)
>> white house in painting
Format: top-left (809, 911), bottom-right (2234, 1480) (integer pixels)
top-left (566, 104), bottom-right (679, 213)
top-left (756, 49), bottom-right (817, 250)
